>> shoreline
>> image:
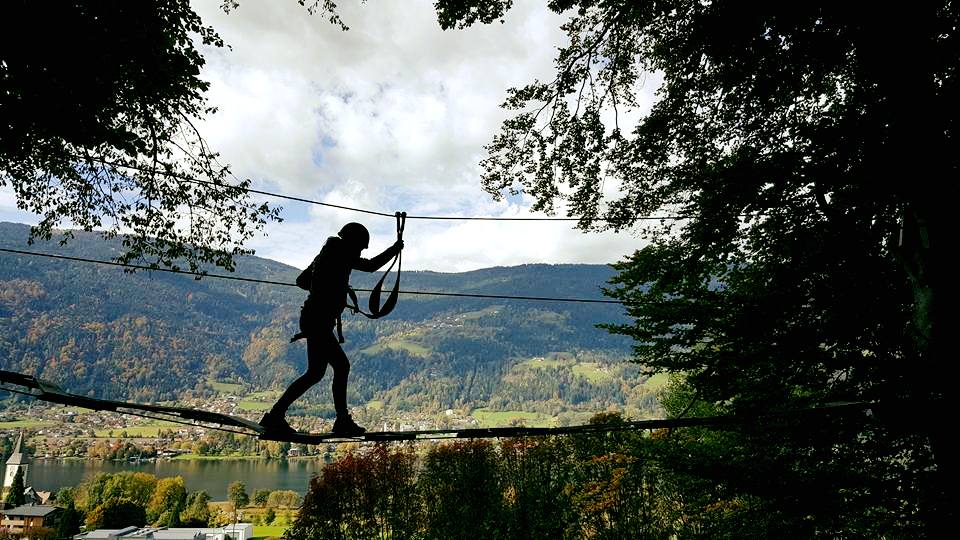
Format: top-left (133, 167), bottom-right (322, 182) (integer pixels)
top-left (34, 454), bottom-right (327, 462)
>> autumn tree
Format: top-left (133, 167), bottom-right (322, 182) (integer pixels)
top-left (498, 437), bottom-right (577, 538)
top-left (147, 476), bottom-right (187, 526)
top-left (563, 414), bottom-right (652, 538)
top-left (85, 499), bottom-right (147, 530)
top-left (180, 490), bottom-right (212, 527)
top-left (76, 471), bottom-right (157, 522)
top-left (285, 445), bottom-right (420, 540)
top-left (253, 489), bottom-right (271, 507)
top-left (265, 490), bottom-right (301, 509)
top-left (419, 440), bottom-right (503, 540)
top-left (0, 0), bottom-right (280, 272)
top-left (101, 472), bottom-right (158, 509)
top-left (227, 480), bottom-right (249, 523)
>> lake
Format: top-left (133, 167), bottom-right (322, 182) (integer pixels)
top-left (30, 458), bottom-right (325, 500)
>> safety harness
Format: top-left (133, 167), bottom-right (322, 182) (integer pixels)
top-left (292, 212), bottom-right (406, 344)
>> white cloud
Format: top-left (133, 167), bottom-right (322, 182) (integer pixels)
top-left (5, 1), bottom-right (654, 272)
top-left (190, 0), bottom-right (655, 271)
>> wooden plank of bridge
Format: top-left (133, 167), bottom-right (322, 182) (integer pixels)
top-left (0, 368), bottom-right (263, 433)
top-left (3, 368), bottom-right (874, 445)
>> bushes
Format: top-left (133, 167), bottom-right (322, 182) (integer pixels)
top-left (286, 416), bottom-right (675, 540)
top-left (265, 490), bottom-right (301, 509)
top-left (285, 444), bottom-right (419, 540)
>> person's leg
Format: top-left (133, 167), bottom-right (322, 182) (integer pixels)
top-left (328, 341), bottom-right (365, 434)
top-left (267, 335), bottom-right (329, 417)
top-left (327, 338), bottom-right (351, 417)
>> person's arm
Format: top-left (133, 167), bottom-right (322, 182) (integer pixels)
top-left (295, 259), bottom-right (316, 290)
top-left (354, 240), bottom-right (403, 272)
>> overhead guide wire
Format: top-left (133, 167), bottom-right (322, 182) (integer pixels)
top-left (79, 156), bottom-right (692, 222)
top-left (0, 159), bottom-right (808, 442)
top-left (0, 247), bottom-right (622, 305)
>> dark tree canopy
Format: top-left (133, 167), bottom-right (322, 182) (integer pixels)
top-left (0, 0), bottom-right (281, 272)
top-left (180, 490), bottom-right (212, 527)
top-left (85, 499), bottom-right (147, 530)
top-left (442, 0), bottom-right (954, 534)
top-left (56, 500), bottom-right (84, 539)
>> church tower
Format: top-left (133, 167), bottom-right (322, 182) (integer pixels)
top-left (3, 432), bottom-right (30, 496)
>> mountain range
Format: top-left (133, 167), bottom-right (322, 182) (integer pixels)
top-left (0, 222), bottom-right (664, 424)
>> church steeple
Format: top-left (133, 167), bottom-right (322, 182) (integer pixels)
top-left (4, 432), bottom-right (30, 494)
top-left (7, 432), bottom-right (28, 465)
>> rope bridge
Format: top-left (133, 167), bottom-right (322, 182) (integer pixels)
top-left (0, 369), bottom-right (873, 444)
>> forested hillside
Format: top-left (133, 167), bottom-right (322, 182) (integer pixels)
top-left (1, 222), bottom-right (659, 420)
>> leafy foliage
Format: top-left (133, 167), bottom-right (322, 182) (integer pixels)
top-left (441, 0), bottom-right (952, 533)
top-left (253, 489), bottom-right (271, 507)
top-left (85, 499), bottom-right (147, 530)
top-left (288, 411), bottom-right (843, 539)
top-left (77, 472), bottom-right (158, 512)
top-left (147, 476), bottom-right (187, 526)
top-left (420, 440), bottom-right (504, 538)
top-left (180, 490), bottom-right (213, 527)
top-left (265, 490), bottom-right (301, 509)
top-left (284, 444), bottom-right (421, 540)
top-left (434, 0), bottom-right (515, 29)
top-left (69, 471), bottom-right (218, 530)
top-left (55, 501), bottom-right (84, 540)
top-left (0, 1), bottom-right (280, 272)
top-left (223, 0), bottom-right (351, 30)
top-left (228, 480), bottom-right (250, 521)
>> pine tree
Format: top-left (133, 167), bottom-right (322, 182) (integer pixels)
top-left (56, 500), bottom-right (84, 539)
top-left (5, 467), bottom-right (26, 506)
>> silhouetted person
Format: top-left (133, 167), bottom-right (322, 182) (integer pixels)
top-left (261, 222), bottom-right (403, 436)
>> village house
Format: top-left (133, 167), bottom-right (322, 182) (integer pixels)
top-left (0, 503), bottom-right (62, 535)
top-left (74, 523), bottom-right (253, 540)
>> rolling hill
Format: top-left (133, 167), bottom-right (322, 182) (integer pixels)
top-left (0, 222), bottom-right (663, 423)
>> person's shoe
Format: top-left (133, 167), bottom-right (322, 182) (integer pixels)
top-left (332, 414), bottom-right (366, 436)
top-left (260, 411), bottom-right (295, 436)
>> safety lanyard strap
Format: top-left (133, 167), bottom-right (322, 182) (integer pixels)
top-left (368, 211), bottom-right (405, 318)
top-left (344, 211), bottom-right (406, 323)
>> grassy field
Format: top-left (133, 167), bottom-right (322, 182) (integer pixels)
top-left (572, 362), bottom-right (613, 383)
top-left (238, 400), bottom-right (273, 411)
top-left (245, 389), bottom-right (283, 400)
top-left (239, 389), bottom-right (281, 411)
top-left (459, 305), bottom-right (505, 321)
top-left (361, 339), bottom-right (431, 358)
top-left (643, 372), bottom-right (670, 390)
top-left (252, 525), bottom-right (288, 539)
top-left (94, 422), bottom-right (180, 437)
top-left (515, 356), bottom-right (567, 370)
top-left (471, 408), bottom-right (554, 428)
top-left (562, 411), bottom-right (599, 425)
top-left (0, 419), bottom-right (55, 429)
top-left (59, 406), bottom-right (91, 414)
top-left (209, 379), bottom-right (245, 394)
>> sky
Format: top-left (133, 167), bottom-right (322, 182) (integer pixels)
top-left (1, 0), bottom-right (660, 272)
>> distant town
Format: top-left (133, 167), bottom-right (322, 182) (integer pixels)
top-left (1, 394), bottom-right (482, 460)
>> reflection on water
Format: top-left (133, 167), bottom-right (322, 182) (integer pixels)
top-left (30, 458), bottom-right (324, 499)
